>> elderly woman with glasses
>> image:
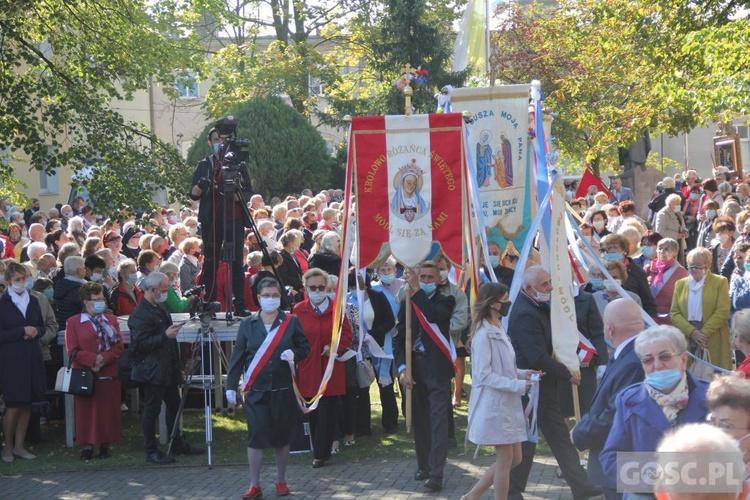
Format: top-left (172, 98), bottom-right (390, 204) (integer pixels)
top-left (599, 325), bottom-right (709, 489)
top-left (293, 268), bottom-right (352, 469)
top-left (670, 247), bottom-right (732, 371)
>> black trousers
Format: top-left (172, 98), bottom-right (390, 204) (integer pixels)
top-left (378, 382), bottom-right (398, 432)
top-left (308, 395), bottom-right (338, 461)
top-left (201, 216), bottom-right (246, 306)
top-left (412, 356), bottom-right (451, 480)
top-left (509, 378), bottom-right (595, 499)
top-left (141, 383), bottom-right (180, 454)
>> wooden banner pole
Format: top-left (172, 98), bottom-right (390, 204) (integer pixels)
top-left (405, 290), bottom-right (413, 432)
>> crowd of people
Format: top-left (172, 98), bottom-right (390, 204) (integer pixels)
top-left (1, 149), bottom-right (750, 500)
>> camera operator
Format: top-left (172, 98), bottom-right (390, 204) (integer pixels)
top-left (189, 127), bottom-right (252, 317)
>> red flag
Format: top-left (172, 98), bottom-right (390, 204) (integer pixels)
top-left (575, 169), bottom-right (612, 200)
top-left (350, 114), bottom-right (465, 268)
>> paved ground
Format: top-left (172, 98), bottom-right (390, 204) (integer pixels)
top-left (0, 455), bottom-right (577, 499)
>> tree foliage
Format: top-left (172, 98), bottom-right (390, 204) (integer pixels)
top-left (510, 0), bottom-right (750, 174)
top-left (186, 96), bottom-right (333, 198)
top-left (0, 0), bottom-right (194, 214)
top-left (183, 0), bottom-right (349, 117)
top-left (321, 0), bottom-right (468, 125)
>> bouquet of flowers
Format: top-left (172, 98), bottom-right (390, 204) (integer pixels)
top-left (394, 66), bottom-right (428, 91)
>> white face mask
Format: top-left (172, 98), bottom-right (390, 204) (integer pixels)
top-left (259, 297), bottom-right (280, 313)
top-left (593, 220), bottom-right (605, 231)
top-left (604, 279), bottom-right (622, 292)
top-left (439, 269), bottom-right (449, 282)
top-left (533, 287), bottom-right (550, 303)
top-left (10, 282), bottom-right (26, 294)
top-left (188, 227), bottom-right (198, 236)
top-left (308, 290), bottom-right (327, 305)
top-left (719, 233), bottom-right (730, 244)
top-left (156, 291), bottom-right (169, 303)
top-left (90, 272), bottom-right (102, 282)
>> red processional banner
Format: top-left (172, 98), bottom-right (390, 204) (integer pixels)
top-left (349, 113), bottom-right (466, 268)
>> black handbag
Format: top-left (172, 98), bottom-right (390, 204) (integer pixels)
top-left (55, 349), bottom-right (95, 397)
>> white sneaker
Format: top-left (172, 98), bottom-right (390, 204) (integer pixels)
top-left (120, 403), bottom-right (129, 411)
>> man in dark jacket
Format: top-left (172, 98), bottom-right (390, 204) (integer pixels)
top-left (395, 261), bottom-right (456, 492)
top-left (572, 298), bottom-right (645, 499)
top-left (189, 127), bottom-right (252, 317)
top-left (128, 272), bottom-right (194, 463)
top-left (508, 266), bottom-right (601, 500)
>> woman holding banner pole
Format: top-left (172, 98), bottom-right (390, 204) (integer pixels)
top-left (226, 277), bottom-right (310, 500)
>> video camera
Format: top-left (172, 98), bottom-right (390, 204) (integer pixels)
top-left (190, 295), bottom-right (222, 322)
top-left (215, 116), bottom-right (250, 174)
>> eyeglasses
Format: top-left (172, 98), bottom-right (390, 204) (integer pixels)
top-left (259, 294), bottom-right (282, 299)
top-left (640, 352), bottom-right (682, 367)
top-left (307, 285), bottom-right (326, 292)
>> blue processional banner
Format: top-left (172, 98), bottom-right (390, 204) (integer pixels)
top-left (450, 85), bottom-right (532, 257)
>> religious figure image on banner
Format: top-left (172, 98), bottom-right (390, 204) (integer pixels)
top-left (496, 132), bottom-right (513, 187)
top-left (451, 85), bottom-right (531, 258)
top-left (476, 130), bottom-right (494, 187)
top-left (390, 160), bottom-right (430, 222)
top-left (350, 114), bottom-right (465, 269)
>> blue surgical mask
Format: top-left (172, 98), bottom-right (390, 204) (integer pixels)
top-left (26, 276), bottom-right (33, 290)
top-left (212, 143), bottom-right (220, 154)
top-left (43, 288), bottom-right (54, 300)
top-left (641, 246), bottom-right (655, 259)
top-left (590, 278), bottom-right (605, 291)
top-left (126, 274), bottom-right (138, 285)
top-left (744, 262), bottom-right (750, 273)
top-left (92, 301), bottom-right (106, 314)
top-left (379, 273), bottom-right (395, 285)
top-left (690, 193), bottom-right (700, 200)
top-left (645, 368), bottom-right (682, 391)
top-left (488, 255), bottom-right (501, 268)
top-left (605, 252), bottom-right (624, 261)
top-left (419, 282), bottom-right (437, 295)
top-left (156, 292), bottom-right (169, 303)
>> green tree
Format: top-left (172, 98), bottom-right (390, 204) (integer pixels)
top-left (531, 0), bottom-right (750, 174)
top-left (186, 96), bottom-right (333, 198)
top-left (181, 0), bottom-right (347, 117)
top-left (322, 0), bottom-right (468, 125)
top-left (0, 0), bottom-right (194, 214)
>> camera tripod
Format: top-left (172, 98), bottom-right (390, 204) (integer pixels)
top-left (166, 312), bottom-right (230, 468)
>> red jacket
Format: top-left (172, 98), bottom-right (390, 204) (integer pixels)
top-left (293, 299), bottom-right (352, 398)
top-left (110, 283), bottom-right (143, 316)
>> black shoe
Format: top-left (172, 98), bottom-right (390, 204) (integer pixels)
top-left (98, 446), bottom-right (110, 459)
top-left (80, 448), bottom-right (94, 461)
top-left (234, 307), bottom-right (252, 317)
top-left (414, 469), bottom-right (430, 481)
top-left (312, 459), bottom-right (325, 468)
top-left (172, 441), bottom-right (205, 455)
top-left (146, 451), bottom-right (175, 464)
top-left (424, 477), bottom-right (442, 492)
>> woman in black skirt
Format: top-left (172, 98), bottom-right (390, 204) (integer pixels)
top-left (226, 277), bottom-right (310, 500)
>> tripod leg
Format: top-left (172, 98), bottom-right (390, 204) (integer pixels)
top-left (166, 329), bottom-right (203, 457)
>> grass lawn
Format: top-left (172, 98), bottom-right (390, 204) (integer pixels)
top-left (1, 360), bottom-right (552, 474)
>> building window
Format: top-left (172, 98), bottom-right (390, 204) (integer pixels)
top-left (39, 169), bottom-right (58, 195)
top-left (175, 71), bottom-right (199, 99)
top-left (309, 74), bottom-right (325, 96)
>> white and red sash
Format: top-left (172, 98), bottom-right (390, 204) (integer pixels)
top-left (411, 299), bottom-right (457, 371)
top-left (242, 316), bottom-right (292, 393)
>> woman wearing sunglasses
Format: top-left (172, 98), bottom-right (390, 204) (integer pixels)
top-left (293, 268), bottom-right (352, 469)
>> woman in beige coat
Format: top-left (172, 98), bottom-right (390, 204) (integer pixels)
top-left (655, 193), bottom-right (689, 264)
top-left (463, 282), bottom-right (537, 500)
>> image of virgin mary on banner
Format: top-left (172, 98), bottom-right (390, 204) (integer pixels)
top-left (451, 85), bottom-right (531, 257)
top-left (350, 113), bottom-right (466, 268)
